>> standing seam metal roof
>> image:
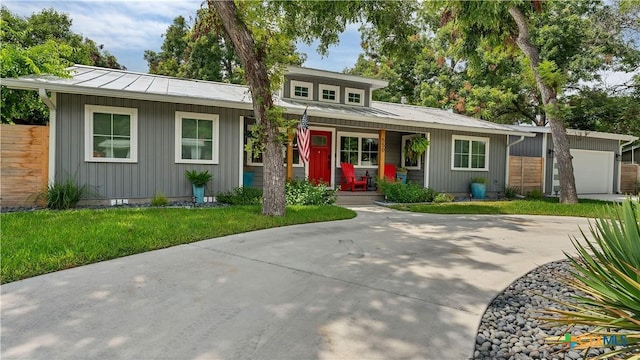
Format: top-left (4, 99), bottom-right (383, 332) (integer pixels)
top-left (2, 65), bottom-right (533, 136)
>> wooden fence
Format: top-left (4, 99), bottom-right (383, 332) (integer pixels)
top-left (509, 156), bottom-right (543, 195)
top-left (621, 163), bottom-right (639, 194)
top-left (1, 124), bottom-right (49, 207)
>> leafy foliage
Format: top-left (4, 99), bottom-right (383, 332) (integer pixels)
top-left (151, 193), bottom-right (169, 207)
top-left (542, 199), bottom-right (640, 358)
top-left (285, 179), bottom-right (335, 206)
top-left (184, 170), bottom-right (212, 187)
top-left (527, 188), bottom-right (543, 200)
top-left (41, 178), bottom-right (96, 210)
top-left (377, 179), bottom-right (435, 203)
top-left (404, 135), bottom-right (430, 162)
top-left (0, 6), bottom-right (123, 124)
top-left (504, 185), bottom-right (520, 199)
top-left (216, 187), bottom-right (263, 205)
top-left (434, 192), bottom-right (455, 203)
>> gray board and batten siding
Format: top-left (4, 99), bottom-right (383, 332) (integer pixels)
top-left (283, 74), bottom-right (371, 107)
top-left (244, 113), bottom-right (507, 195)
top-left (56, 93), bottom-right (249, 201)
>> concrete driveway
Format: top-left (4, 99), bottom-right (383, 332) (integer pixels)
top-left (1, 207), bottom-right (591, 359)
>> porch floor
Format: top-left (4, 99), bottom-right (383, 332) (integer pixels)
top-left (335, 190), bottom-right (385, 206)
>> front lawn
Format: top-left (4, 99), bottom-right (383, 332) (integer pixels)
top-left (391, 198), bottom-right (615, 218)
top-left (1, 205), bottom-right (356, 284)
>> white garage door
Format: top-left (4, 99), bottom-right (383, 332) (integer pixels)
top-left (570, 149), bottom-right (614, 194)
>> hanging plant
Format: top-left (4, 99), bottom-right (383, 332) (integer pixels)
top-left (404, 135), bottom-right (430, 162)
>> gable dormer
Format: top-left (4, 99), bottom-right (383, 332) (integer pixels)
top-left (283, 66), bottom-right (388, 107)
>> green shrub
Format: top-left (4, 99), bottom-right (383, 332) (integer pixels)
top-left (151, 193), bottom-right (169, 207)
top-left (542, 199), bottom-right (640, 356)
top-left (185, 170), bottom-right (212, 187)
top-left (527, 188), bottom-right (543, 199)
top-left (504, 185), bottom-right (520, 199)
top-left (434, 192), bottom-right (455, 203)
top-left (377, 179), bottom-right (435, 203)
top-left (216, 186), bottom-right (263, 205)
top-left (470, 177), bottom-right (487, 184)
top-left (285, 179), bottom-right (336, 205)
top-left (42, 178), bottom-right (96, 210)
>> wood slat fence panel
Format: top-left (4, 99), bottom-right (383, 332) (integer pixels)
top-left (509, 156), bottom-right (543, 195)
top-left (621, 163), bottom-right (639, 194)
top-left (1, 124), bottom-right (49, 207)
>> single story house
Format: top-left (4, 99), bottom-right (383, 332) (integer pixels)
top-left (509, 126), bottom-right (637, 195)
top-left (3, 65), bottom-right (540, 204)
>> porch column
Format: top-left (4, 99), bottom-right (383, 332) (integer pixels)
top-left (286, 131), bottom-right (294, 180)
top-left (378, 129), bottom-right (386, 180)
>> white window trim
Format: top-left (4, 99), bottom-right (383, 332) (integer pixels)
top-left (290, 80), bottom-right (313, 101)
top-left (175, 111), bottom-right (219, 164)
top-left (451, 134), bottom-right (490, 171)
top-left (337, 131), bottom-right (379, 168)
top-left (401, 134), bottom-right (422, 170)
top-left (318, 84), bottom-right (340, 104)
top-left (84, 104), bottom-right (138, 163)
top-left (344, 87), bottom-right (365, 106)
top-left (245, 124), bottom-right (303, 167)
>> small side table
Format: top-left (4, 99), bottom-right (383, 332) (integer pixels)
top-left (360, 175), bottom-right (374, 191)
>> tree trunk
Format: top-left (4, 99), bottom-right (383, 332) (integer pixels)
top-left (210, 0), bottom-right (286, 215)
top-left (508, 6), bottom-right (578, 204)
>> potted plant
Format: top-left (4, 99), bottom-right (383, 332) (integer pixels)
top-left (396, 167), bottom-right (408, 184)
top-left (185, 170), bottom-right (212, 204)
top-left (470, 177), bottom-right (487, 200)
top-left (404, 135), bottom-right (430, 163)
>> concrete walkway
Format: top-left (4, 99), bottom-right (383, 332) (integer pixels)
top-left (1, 207), bottom-right (591, 360)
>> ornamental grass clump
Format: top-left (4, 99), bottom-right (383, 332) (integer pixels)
top-left (543, 199), bottom-right (639, 359)
top-left (41, 178), bottom-right (97, 210)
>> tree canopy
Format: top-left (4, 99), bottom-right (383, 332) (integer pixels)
top-left (0, 6), bottom-right (124, 124)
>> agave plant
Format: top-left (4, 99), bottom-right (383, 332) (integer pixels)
top-left (543, 199), bottom-right (640, 359)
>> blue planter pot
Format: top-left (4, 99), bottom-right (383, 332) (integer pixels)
top-left (243, 171), bottom-right (254, 187)
top-left (396, 173), bottom-right (407, 184)
top-left (192, 184), bottom-right (205, 204)
top-left (470, 183), bottom-right (486, 199)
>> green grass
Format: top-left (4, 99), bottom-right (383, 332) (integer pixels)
top-left (1, 205), bottom-right (356, 284)
top-left (391, 198), bottom-right (615, 218)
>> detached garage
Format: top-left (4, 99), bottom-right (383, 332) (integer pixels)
top-left (509, 127), bottom-right (637, 195)
top-left (563, 149), bottom-right (614, 194)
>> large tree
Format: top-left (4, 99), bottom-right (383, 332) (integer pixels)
top-left (416, 0), bottom-right (639, 203)
top-left (0, 6), bottom-right (124, 124)
top-left (208, 0), bottom-right (418, 215)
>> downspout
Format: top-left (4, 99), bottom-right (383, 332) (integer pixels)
top-left (239, 116), bottom-right (244, 187)
top-left (619, 138), bottom-right (635, 193)
top-left (541, 133), bottom-right (548, 193)
top-left (505, 135), bottom-right (526, 191)
top-left (38, 89), bottom-right (56, 186)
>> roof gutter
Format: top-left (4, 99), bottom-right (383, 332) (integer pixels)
top-left (38, 88), bottom-right (56, 186)
top-left (4, 78), bottom-right (535, 137)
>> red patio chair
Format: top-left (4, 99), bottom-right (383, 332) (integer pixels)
top-left (340, 162), bottom-right (367, 191)
top-left (384, 164), bottom-right (397, 182)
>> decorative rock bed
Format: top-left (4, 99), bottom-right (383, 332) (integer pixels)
top-left (1, 201), bottom-right (227, 213)
top-left (474, 260), bottom-right (622, 359)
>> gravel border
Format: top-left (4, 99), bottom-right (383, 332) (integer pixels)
top-left (1, 201), bottom-right (228, 213)
top-left (474, 260), bottom-right (622, 359)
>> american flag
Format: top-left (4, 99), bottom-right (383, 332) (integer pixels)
top-left (296, 109), bottom-right (310, 164)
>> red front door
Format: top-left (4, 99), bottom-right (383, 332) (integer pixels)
top-left (309, 131), bottom-right (331, 184)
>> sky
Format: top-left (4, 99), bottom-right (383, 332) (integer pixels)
top-left (3, 0), bottom-right (636, 87)
top-left (3, 0), bottom-right (363, 73)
